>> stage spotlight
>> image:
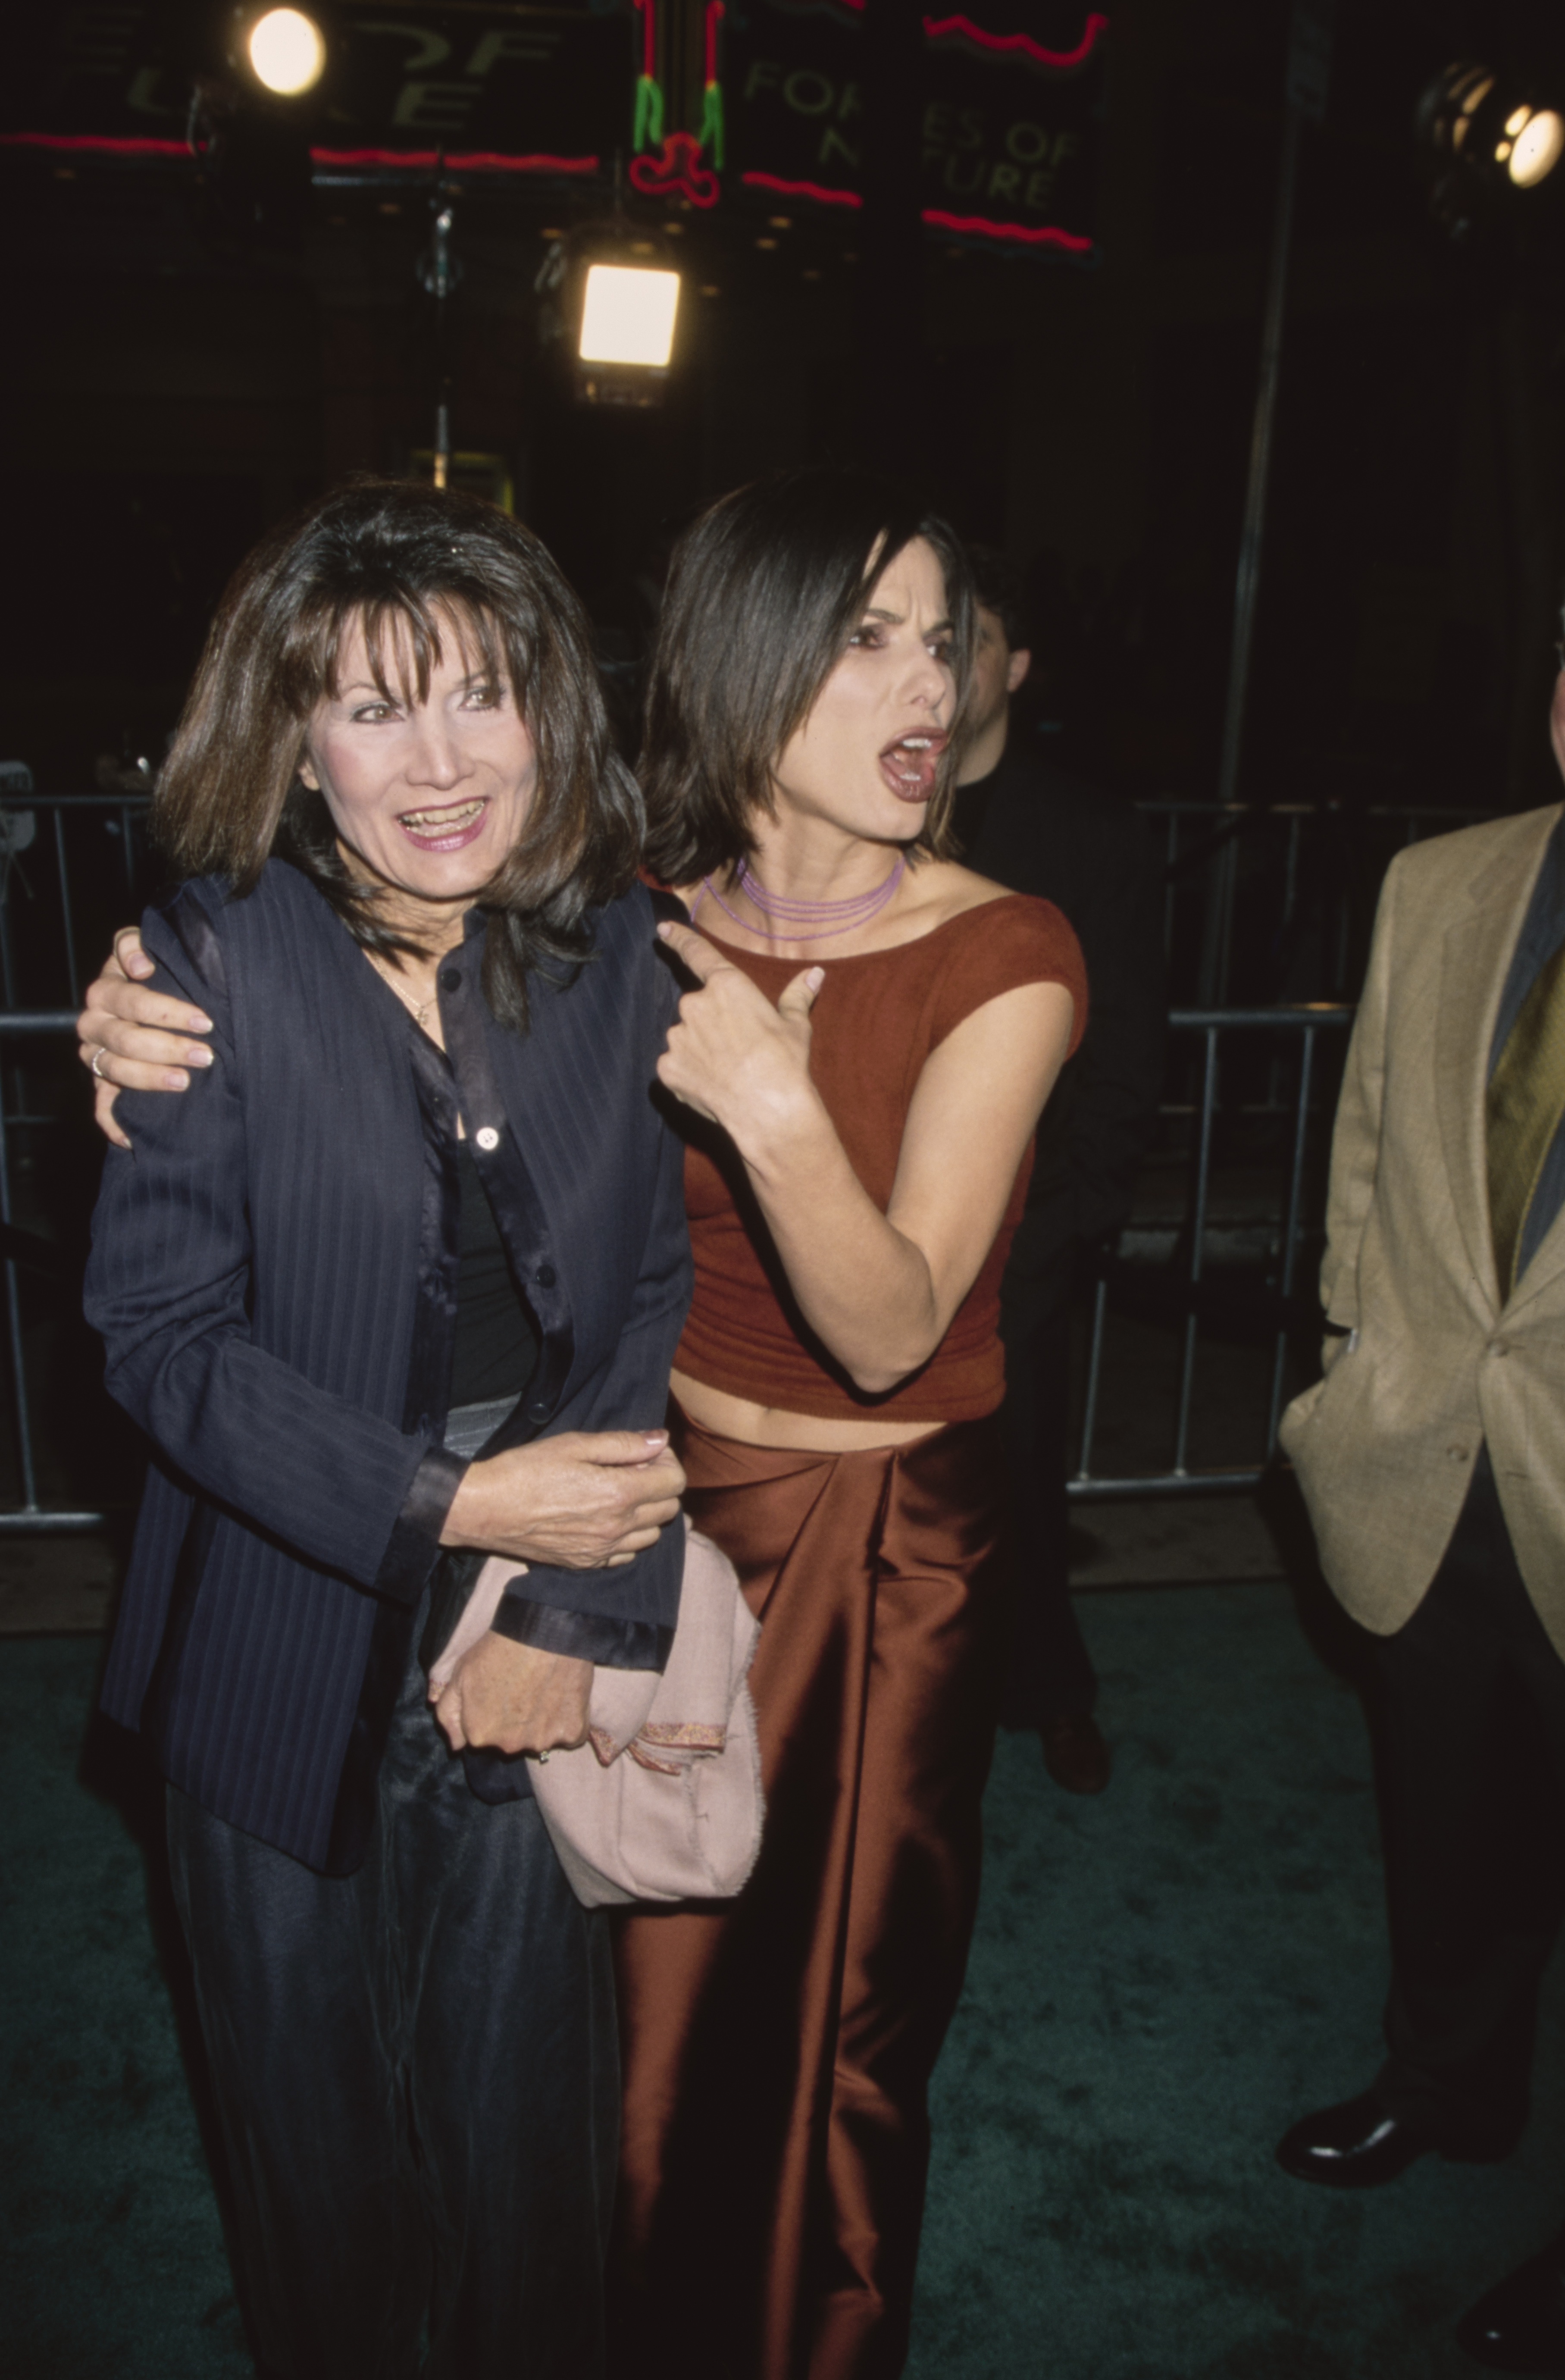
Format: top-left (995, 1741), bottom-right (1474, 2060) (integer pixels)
top-left (1418, 61), bottom-right (1564, 195)
top-left (244, 8), bottom-right (326, 97)
top-left (537, 220), bottom-right (683, 405)
top-left (578, 264), bottom-right (680, 369)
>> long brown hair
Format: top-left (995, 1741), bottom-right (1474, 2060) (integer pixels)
top-left (639, 468), bottom-right (975, 886)
top-left (153, 479), bottom-right (640, 1030)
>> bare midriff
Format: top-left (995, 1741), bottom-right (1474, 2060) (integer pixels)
top-left (669, 1368), bottom-right (944, 1453)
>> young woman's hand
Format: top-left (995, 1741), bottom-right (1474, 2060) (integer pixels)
top-left (429, 1633), bottom-right (592, 1757)
top-left (655, 920), bottom-right (825, 1153)
top-left (77, 927), bottom-right (214, 1148)
top-left (441, 1430), bottom-right (686, 1568)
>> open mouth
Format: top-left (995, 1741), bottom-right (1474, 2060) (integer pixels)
top-left (398, 798), bottom-right (488, 853)
top-left (878, 732), bottom-right (948, 803)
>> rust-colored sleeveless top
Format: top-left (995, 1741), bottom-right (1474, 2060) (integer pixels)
top-left (673, 892), bottom-right (1087, 1423)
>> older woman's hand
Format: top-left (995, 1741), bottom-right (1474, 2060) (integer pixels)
top-left (78, 926), bottom-right (214, 1149)
top-left (654, 920), bottom-right (824, 1149)
top-left (429, 1634), bottom-right (591, 1757)
top-left (442, 1429), bottom-right (685, 1568)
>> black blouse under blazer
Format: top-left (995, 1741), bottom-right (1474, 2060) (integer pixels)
top-left (86, 861), bottom-right (691, 1873)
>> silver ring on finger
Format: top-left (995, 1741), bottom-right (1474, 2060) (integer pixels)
top-left (91, 1048), bottom-right (109, 1080)
top-left (536, 1750), bottom-right (551, 1764)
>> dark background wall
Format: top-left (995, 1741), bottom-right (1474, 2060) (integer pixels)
top-left (6, 0), bottom-right (1565, 817)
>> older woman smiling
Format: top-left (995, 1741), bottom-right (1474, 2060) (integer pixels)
top-left (80, 480), bottom-right (690, 2379)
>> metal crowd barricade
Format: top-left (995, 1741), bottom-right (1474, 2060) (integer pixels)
top-left (1067, 1002), bottom-right (1355, 1501)
top-left (0, 1005), bottom-right (1357, 1533)
top-left (0, 787), bottom-right (1360, 1531)
top-left (1140, 801), bottom-right (1494, 1002)
top-left (0, 1012), bottom-right (107, 1530)
top-left (0, 788), bottom-right (152, 1014)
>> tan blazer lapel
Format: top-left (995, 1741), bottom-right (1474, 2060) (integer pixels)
top-left (1509, 1198), bottom-right (1565, 1314)
top-left (1435, 813), bottom-right (1559, 1319)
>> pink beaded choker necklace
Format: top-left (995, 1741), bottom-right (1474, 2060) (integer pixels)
top-left (697, 854), bottom-right (906, 944)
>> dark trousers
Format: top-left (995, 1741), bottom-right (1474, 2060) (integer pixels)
top-left (1374, 1448), bottom-right (1565, 2149)
top-left (995, 1292), bottom-right (1098, 1725)
top-left (166, 1619), bottom-right (619, 2380)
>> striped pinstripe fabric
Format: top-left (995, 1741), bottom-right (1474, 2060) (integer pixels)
top-left (87, 863), bottom-right (691, 1873)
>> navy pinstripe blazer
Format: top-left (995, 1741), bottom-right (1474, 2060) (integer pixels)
top-left (86, 861), bottom-right (692, 1873)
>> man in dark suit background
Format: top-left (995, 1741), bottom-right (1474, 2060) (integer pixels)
top-left (950, 548), bottom-right (1167, 1794)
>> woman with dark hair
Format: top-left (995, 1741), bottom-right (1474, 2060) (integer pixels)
top-left (604, 469), bottom-right (1084, 2377)
top-left (83, 466), bottom-right (1084, 2377)
top-left (78, 478), bottom-right (690, 2379)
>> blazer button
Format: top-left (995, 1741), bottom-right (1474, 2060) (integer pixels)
top-left (535, 1263), bottom-right (556, 1287)
top-left (527, 1399), bottom-right (551, 1424)
top-left (439, 967), bottom-right (461, 993)
top-left (475, 1126), bottom-right (500, 1152)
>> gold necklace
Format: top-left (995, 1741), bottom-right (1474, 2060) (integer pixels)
top-left (369, 953), bottom-right (437, 1030)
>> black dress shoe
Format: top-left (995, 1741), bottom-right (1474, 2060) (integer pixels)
top-left (1275, 2089), bottom-right (1513, 2188)
top-left (1040, 1711), bottom-right (1111, 1795)
top-left (1456, 2236), bottom-right (1565, 2372)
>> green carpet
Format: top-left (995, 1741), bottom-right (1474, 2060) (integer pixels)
top-left (3, 1586), bottom-right (1562, 2377)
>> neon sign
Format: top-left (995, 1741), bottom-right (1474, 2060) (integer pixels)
top-left (630, 129), bottom-right (720, 207)
top-left (0, 130), bottom-right (599, 178)
top-left (922, 13), bottom-right (1109, 71)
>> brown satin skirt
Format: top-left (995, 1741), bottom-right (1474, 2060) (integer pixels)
top-left (609, 1409), bottom-right (1006, 2380)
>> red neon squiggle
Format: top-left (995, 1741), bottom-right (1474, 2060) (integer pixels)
top-left (923, 12), bottom-right (1108, 69)
top-left (636, 0), bottom-right (656, 79)
top-left (741, 170), bottom-right (861, 207)
top-left (922, 207), bottom-right (1094, 251)
top-left (629, 129), bottom-right (720, 206)
top-left (704, 0), bottom-right (725, 85)
top-left (0, 130), bottom-right (188, 158)
top-left (313, 147), bottom-right (599, 173)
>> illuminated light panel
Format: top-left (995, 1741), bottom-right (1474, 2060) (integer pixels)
top-left (247, 8), bottom-right (327, 97)
top-left (921, 208), bottom-right (1095, 252)
top-left (1509, 108), bottom-right (1565, 186)
top-left (740, 171), bottom-right (861, 207)
top-left (922, 11), bottom-right (1109, 70)
top-left (578, 264), bottom-right (680, 367)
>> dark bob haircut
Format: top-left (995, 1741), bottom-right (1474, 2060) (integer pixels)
top-left (639, 468), bottom-right (975, 885)
top-left (153, 478), bottom-right (640, 1031)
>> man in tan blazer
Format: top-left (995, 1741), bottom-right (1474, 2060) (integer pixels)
top-left (1277, 766), bottom-right (1565, 2372)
